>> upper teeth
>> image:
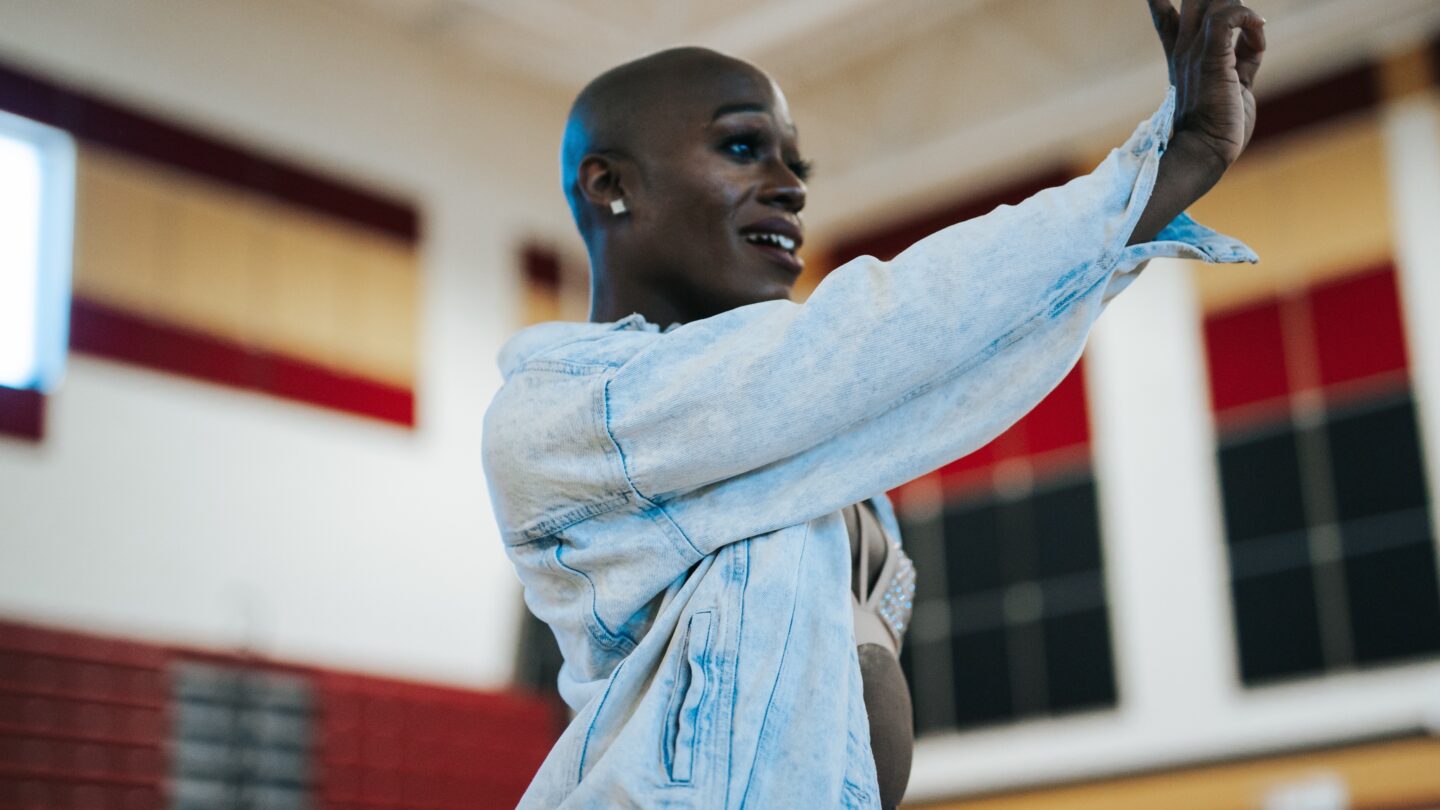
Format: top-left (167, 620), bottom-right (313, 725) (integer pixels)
top-left (746, 232), bottom-right (796, 252)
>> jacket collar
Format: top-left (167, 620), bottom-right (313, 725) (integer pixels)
top-left (496, 313), bottom-right (669, 379)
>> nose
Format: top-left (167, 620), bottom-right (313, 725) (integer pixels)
top-left (759, 160), bottom-right (806, 214)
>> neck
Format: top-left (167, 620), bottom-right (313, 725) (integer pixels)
top-left (588, 272), bottom-right (695, 326)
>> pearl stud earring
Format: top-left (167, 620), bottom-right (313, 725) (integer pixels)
top-left (610, 198), bottom-right (627, 215)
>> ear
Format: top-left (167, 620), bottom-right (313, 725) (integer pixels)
top-left (577, 153), bottom-right (626, 210)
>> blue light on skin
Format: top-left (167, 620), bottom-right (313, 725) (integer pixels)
top-left (0, 110), bottom-right (75, 392)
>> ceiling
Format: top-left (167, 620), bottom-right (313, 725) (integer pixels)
top-left (337, 0), bottom-right (1440, 236)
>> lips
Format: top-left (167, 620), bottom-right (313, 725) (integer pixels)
top-left (740, 217), bottom-right (804, 274)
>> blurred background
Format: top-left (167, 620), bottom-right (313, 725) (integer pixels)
top-left (2, 0), bottom-right (1440, 808)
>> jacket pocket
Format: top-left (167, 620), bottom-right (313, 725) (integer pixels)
top-left (662, 609), bottom-right (714, 784)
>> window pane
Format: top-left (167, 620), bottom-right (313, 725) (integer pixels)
top-left (1327, 398), bottom-right (1428, 521)
top-left (1232, 567), bottom-right (1326, 683)
top-left (903, 637), bottom-right (953, 736)
top-left (998, 499), bottom-right (1038, 585)
top-left (1043, 608), bottom-right (1117, 712)
top-left (1033, 480), bottom-right (1102, 578)
top-left (944, 503), bottom-right (1005, 596)
top-left (1344, 540), bottom-right (1440, 665)
top-left (951, 629), bottom-right (1013, 729)
top-left (1219, 429), bottom-right (1308, 543)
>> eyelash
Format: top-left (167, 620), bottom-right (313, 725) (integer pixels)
top-left (722, 134), bottom-right (812, 182)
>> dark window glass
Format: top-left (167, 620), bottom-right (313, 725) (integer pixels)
top-left (899, 513), bottom-right (949, 604)
top-left (1232, 567), bottom-right (1326, 683)
top-left (1327, 398), bottom-right (1428, 521)
top-left (1044, 608), bottom-right (1118, 712)
top-left (901, 637), bottom-right (954, 736)
top-left (1344, 540), bottom-right (1440, 665)
top-left (1033, 481), bottom-right (1102, 577)
top-left (997, 499), bottom-right (1038, 584)
top-left (951, 628), bottom-right (1013, 729)
top-left (1218, 430), bottom-right (1308, 543)
top-left (944, 503), bottom-right (1004, 595)
top-left (903, 470), bottom-right (1115, 732)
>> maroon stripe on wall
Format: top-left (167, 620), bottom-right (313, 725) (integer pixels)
top-left (69, 298), bottom-right (416, 427)
top-left (0, 57), bottom-right (419, 243)
top-left (0, 386), bottom-right (44, 441)
top-left (1249, 62), bottom-right (1380, 148)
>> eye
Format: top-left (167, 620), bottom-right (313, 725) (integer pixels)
top-left (722, 134), bottom-right (762, 161)
top-left (788, 159), bottom-right (813, 183)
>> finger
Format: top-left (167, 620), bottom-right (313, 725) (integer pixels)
top-left (1179, 0), bottom-right (1218, 34)
top-left (1147, 0), bottom-right (1181, 55)
top-left (1200, 1), bottom-right (1253, 62)
top-left (1234, 12), bottom-right (1266, 88)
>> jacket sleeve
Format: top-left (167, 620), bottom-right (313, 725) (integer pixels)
top-left (602, 88), bottom-right (1257, 555)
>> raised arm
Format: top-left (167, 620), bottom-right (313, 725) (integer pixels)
top-left (1132, 0), bottom-right (1267, 244)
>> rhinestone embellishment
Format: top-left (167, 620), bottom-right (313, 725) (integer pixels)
top-left (878, 537), bottom-right (916, 641)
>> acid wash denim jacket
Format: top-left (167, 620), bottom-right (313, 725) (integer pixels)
top-left (482, 89), bottom-right (1256, 809)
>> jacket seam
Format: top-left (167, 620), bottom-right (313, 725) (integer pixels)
top-left (738, 521), bottom-right (809, 809)
top-left (601, 371), bottom-right (705, 559)
top-left (577, 657), bottom-right (626, 783)
top-left (505, 493), bottom-right (631, 546)
top-left (551, 545), bottom-right (637, 652)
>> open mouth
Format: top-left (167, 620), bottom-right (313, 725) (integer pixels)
top-left (742, 230), bottom-right (803, 273)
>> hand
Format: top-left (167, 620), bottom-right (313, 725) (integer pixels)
top-left (1147, 0), bottom-right (1266, 172)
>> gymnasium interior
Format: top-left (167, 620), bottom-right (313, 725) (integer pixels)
top-left (3, 0), bottom-right (1440, 807)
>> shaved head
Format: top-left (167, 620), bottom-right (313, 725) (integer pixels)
top-left (561, 47), bottom-right (781, 238)
top-left (562, 47), bottom-right (807, 325)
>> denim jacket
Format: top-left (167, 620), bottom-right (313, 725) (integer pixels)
top-left (482, 89), bottom-right (1256, 809)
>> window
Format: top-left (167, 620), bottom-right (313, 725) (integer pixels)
top-left (0, 109), bottom-right (74, 393)
top-left (1204, 265), bottom-right (1440, 684)
top-left (896, 362), bottom-right (1119, 733)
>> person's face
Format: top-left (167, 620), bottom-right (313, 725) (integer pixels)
top-left (623, 68), bottom-right (809, 319)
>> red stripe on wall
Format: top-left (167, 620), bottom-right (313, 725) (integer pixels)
top-left (68, 297), bottom-right (416, 427)
top-left (0, 57), bottom-right (419, 244)
top-left (1249, 62), bottom-right (1380, 148)
top-left (0, 386), bottom-right (44, 441)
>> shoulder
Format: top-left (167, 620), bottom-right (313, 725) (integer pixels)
top-left (482, 318), bottom-right (659, 540)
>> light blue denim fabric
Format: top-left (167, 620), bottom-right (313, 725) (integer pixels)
top-left (482, 88), bottom-right (1256, 809)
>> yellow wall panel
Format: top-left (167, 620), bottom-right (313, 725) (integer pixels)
top-left (159, 172), bottom-right (264, 344)
top-left (1189, 117), bottom-right (1393, 312)
top-left (252, 205), bottom-right (347, 369)
top-left (73, 146), bottom-right (421, 390)
top-left (73, 148), bottom-right (172, 317)
top-left (334, 232), bottom-right (419, 387)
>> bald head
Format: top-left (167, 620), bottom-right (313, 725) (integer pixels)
top-left (560, 47), bottom-right (780, 238)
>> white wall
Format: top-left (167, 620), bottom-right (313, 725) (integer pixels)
top-left (0, 0), bottom-right (578, 688)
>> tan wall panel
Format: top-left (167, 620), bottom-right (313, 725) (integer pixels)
top-left (253, 205), bottom-right (347, 369)
top-left (912, 738), bottom-right (1440, 810)
top-left (1189, 117), bottom-right (1393, 312)
top-left (73, 148), bottom-right (171, 316)
top-left (162, 172), bottom-right (265, 344)
top-left (334, 232), bottom-right (419, 387)
top-left (72, 147), bottom-right (421, 386)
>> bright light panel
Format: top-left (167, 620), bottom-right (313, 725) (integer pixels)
top-left (0, 110), bottom-right (74, 393)
top-left (0, 133), bottom-right (43, 389)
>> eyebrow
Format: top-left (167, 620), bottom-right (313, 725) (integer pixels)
top-left (710, 102), bottom-right (767, 121)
